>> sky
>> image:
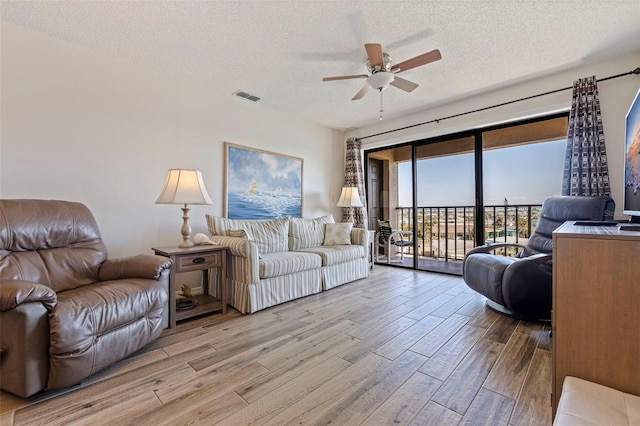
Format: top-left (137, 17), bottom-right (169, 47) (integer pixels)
top-left (398, 139), bottom-right (567, 207)
top-left (227, 145), bottom-right (302, 195)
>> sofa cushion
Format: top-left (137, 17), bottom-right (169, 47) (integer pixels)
top-left (288, 215), bottom-right (334, 250)
top-left (207, 215), bottom-right (263, 237)
top-left (206, 215), bottom-right (289, 254)
top-left (259, 251), bottom-right (321, 279)
top-left (246, 218), bottom-right (289, 254)
top-left (323, 222), bottom-right (353, 246)
top-left (206, 215), bottom-right (227, 236)
top-left (227, 229), bottom-right (249, 238)
top-left (296, 245), bottom-right (365, 266)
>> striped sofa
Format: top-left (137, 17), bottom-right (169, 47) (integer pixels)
top-left (206, 215), bottom-right (370, 314)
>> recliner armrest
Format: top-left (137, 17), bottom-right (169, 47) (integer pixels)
top-left (98, 254), bottom-right (172, 281)
top-left (0, 280), bottom-right (57, 312)
top-left (525, 253), bottom-right (553, 264)
top-left (462, 242), bottom-right (528, 270)
top-left (465, 242), bottom-right (527, 257)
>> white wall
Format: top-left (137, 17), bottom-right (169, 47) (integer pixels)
top-left (1, 23), bottom-right (345, 258)
top-left (3, 21), bottom-right (638, 261)
top-left (347, 51), bottom-right (640, 219)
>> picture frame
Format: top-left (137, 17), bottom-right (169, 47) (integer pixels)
top-left (224, 142), bottom-right (303, 219)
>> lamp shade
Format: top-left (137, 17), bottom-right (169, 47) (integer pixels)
top-left (155, 169), bottom-right (213, 205)
top-left (336, 187), bottom-right (363, 207)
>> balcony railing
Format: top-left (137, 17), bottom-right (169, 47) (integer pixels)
top-left (394, 204), bottom-right (542, 262)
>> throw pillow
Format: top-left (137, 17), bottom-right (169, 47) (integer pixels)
top-left (289, 215), bottom-right (334, 249)
top-left (323, 222), bottom-right (353, 246)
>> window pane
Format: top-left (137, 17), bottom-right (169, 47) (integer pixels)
top-left (483, 139), bottom-right (566, 205)
top-left (482, 138), bottom-right (566, 254)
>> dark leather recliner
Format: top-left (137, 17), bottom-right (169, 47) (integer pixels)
top-left (0, 199), bottom-right (172, 397)
top-left (462, 195), bottom-right (614, 321)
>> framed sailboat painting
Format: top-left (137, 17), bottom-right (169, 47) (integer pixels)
top-left (224, 142), bottom-right (303, 219)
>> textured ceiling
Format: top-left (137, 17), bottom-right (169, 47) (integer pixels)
top-left (2, 1), bottom-right (640, 131)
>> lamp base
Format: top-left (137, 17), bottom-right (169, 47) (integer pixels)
top-left (179, 204), bottom-right (194, 248)
top-left (346, 209), bottom-right (354, 223)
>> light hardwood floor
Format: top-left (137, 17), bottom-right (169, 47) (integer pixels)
top-left (0, 266), bottom-right (552, 425)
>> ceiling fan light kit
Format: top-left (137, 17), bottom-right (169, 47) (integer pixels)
top-left (323, 42), bottom-right (441, 120)
top-left (367, 72), bottom-right (395, 91)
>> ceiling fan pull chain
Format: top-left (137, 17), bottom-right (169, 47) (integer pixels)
top-left (379, 89), bottom-right (384, 120)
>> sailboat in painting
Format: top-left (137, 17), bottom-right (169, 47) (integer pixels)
top-left (245, 179), bottom-right (259, 196)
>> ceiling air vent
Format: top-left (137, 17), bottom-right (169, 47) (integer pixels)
top-left (233, 90), bottom-right (260, 102)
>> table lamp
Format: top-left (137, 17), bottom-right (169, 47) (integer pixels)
top-left (156, 169), bottom-right (213, 248)
top-left (336, 186), bottom-right (363, 223)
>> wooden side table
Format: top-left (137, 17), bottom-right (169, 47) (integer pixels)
top-left (152, 245), bottom-right (228, 328)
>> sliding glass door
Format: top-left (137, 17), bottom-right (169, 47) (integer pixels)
top-left (365, 113), bottom-right (568, 274)
top-left (411, 136), bottom-right (476, 273)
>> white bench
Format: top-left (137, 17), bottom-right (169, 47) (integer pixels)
top-left (554, 376), bottom-right (640, 426)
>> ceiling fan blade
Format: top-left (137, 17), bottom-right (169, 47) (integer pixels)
top-left (322, 74), bottom-right (368, 81)
top-left (390, 76), bottom-right (419, 92)
top-left (352, 84), bottom-right (372, 100)
top-left (364, 43), bottom-right (384, 68)
top-left (392, 49), bottom-right (442, 73)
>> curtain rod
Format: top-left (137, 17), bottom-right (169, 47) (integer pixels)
top-left (359, 67), bottom-right (640, 141)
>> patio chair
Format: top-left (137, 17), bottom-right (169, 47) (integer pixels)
top-left (375, 220), bottom-right (413, 264)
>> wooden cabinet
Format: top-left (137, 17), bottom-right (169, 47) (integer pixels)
top-left (153, 245), bottom-right (228, 328)
top-left (552, 222), bottom-right (640, 416)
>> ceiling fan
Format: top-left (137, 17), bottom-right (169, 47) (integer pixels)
top-left (322, 43), bottom-right (441, 119)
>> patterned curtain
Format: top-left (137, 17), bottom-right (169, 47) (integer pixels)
top-left (561, 76), bottom-right (611, 196)
top-left (343, 137), bottom-right (368, 227)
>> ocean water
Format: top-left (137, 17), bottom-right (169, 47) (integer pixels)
top-left (228, 192), bottom-right (301, 219)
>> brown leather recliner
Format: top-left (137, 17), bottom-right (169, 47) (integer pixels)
top-left (0, 199), bottom-right (171, 397)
